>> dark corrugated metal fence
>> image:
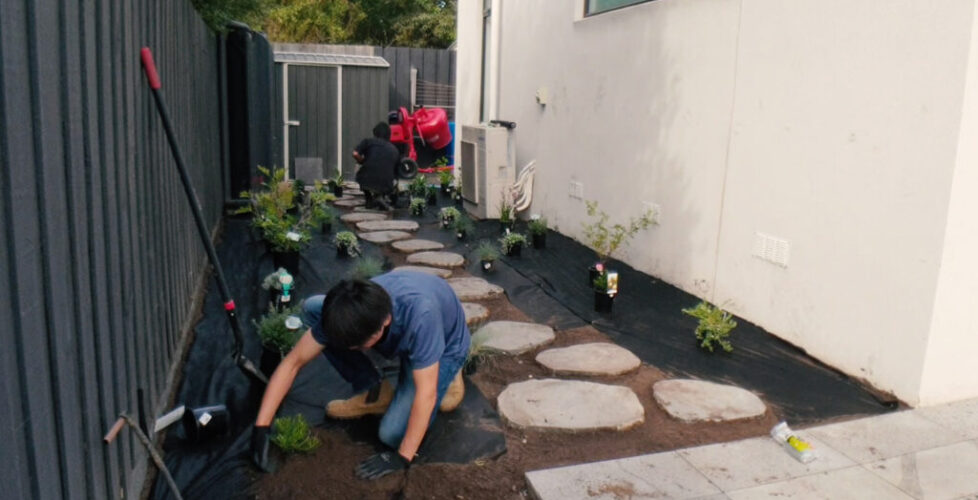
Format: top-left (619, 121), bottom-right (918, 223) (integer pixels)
top-left (0, 1), bottom-right (223, 498)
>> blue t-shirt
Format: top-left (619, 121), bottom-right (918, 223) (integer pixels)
top-left (302, 270), bottom-right (470, 369)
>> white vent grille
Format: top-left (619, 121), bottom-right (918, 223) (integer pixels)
top-left (752, 232), bottom-right (790, 267)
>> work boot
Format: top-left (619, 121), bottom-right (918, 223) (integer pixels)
top-left (439, 372), bottom-right (464, 412)
top-left (326, 380), bottom-right (394, 419)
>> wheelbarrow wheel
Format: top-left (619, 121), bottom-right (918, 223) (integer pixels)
top-left (397, 157), bottom-right (418, 180)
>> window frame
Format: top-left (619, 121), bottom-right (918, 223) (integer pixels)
top-left (584, 0), bottom-right (654, 17)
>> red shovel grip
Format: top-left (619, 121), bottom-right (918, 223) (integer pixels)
top-left (140, 47), bottom-right (161, 90)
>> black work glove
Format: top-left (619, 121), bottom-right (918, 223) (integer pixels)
top-left (355, 450), bottom-right (410, 480)
top-left (251, 425), bottom-right (272, 472)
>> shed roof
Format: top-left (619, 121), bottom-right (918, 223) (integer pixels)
top-left (274, 51), bottom-right (390, 68)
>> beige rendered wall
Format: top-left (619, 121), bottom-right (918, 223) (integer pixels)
top-left (455, 0), bottom-right (977, 405)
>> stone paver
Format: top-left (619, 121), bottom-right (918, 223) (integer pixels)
top-left (447, 277), bottom-right (504, 301)
top-left (865, 440), bottom-right (978, 500)
top-left (498, 379), bottom-right (644, 432)
top-left (342, 181), bottom-right (359, 189)
top-left (808, 410), bottom-right (962, 463)
top-left (392, 239), bottom-right (445, 253)
top-left (353, 207), bottom-right (387, 214)
top-left (356, 220), bottom-right (419, 232)
top-left (340, 212), bottom-right (387, 223)
top-left (917, 397), bottom-right (978, 441)
top-left (357, 230), bottom-right (413, 244)
top-left (334, 198), bottom-right (365, 208)
top-left (393, 265), bottom-right (452, 278)
top-left (526, 452), bottom-right (720, 500)
top-left (462, 302), bottom-right (489, 326)
top-left (726, 466), bottom-right (912, 500)
top-left (472, 321), bottom-right (554, 355)
top-left (346, 189), bottom-right (364, 197)
top-left (406, 251), bottom-right (464, 268)
top-left (653, 379), bottom-right (767, 423)
top-left (535, 343), bottom-right (640, 376)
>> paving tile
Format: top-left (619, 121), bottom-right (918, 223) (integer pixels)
top-left (526, 452), bottom-right (721, 500)
top-left (865, 440), bottom-right (978, 500)
top-left (726, 465), bottom-right (913, 500)
top-left (808, 411), bottom-right (962, 463)
top-left (679, 435), bottom-right (856, 491)
top-left (916, 398), bottom-right (978, 441)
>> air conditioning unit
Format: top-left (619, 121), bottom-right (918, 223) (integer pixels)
top-left (459, 124), bottom-right (516, 219)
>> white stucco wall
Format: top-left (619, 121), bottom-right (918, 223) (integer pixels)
top-left (455, 0), bottom-right (978, 405)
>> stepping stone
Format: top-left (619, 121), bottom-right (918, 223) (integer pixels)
top-left (447, 277), bottom-right (504, 301)
top-left (353, 207), bottom-right (388, 214)
top-left (342, 181), bottom-right (360, 189)
top-left (334, 198), bottom-right (365, 208)
top-left (346, 189), bottom-right (364, 197)
top-left (471, 321), bottom-right (554, 355)
top-left (394, 265), bottom-right (452, 278)
top-left (498, 379), bottom-right (644, 432)
top-left (340, 212), bottom-right (388, 223)
top-left (406, 251), bottom-right (464, 268)
top-left (536, 343), bottom-right (641, 376)
top-left (392, 239), bottom-right (445, 253)
top-left (462, 302), bottom-right (489, 326)
top-left (653, 379), bottom-right (767, 423)
top-left (357, 220), bottom-right (419, 232)
top-left (357, 230), bottom-right (413, 244)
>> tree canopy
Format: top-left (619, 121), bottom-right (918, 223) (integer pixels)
top-left (192, 0), bottom-right (456, 48)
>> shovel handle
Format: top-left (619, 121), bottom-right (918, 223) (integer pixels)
top-left (140, 47), bottom-right (161, 90)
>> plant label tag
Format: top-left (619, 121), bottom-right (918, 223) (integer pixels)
top-left (198, 412), bottom-right (212, 426)
top-left (607, 272), bottom-right (619, 296)
top-left (286, 231), bottom-right (302, 242)
top-left (483, 262), bottom-right (491, 270)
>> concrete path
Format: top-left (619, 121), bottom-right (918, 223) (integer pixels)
top-left (526, 397), bottom-right (978, 499)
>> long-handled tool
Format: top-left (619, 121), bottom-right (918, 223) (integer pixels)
top-left (140, 48), bottom-right (266, 384)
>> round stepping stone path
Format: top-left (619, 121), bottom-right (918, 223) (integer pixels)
top-left (358, 230), bottom-right (413, 244)
top-left (498, 379), bottom-right (644, 432)
top-left (392, 239), bottom-right (445, 253)
top-left (357, 220), bottom-right (419, 232)
top-left (394, 265), bottom-right (452, 278)
top-left (462, 302), bottom-right (489, 326)
top-left (406, 251), bottom-right (464, 268)
top-left (353, 207), bottom-right (387, 214)
top-left (447, 277), bottom-right (504, 300)
top-left (334, 198), bottom-right (365, 208)
top-left (346, 189), bottom-right (364, 197)
top-left (536, 343), bottom-right (641, 376)
top-left (342, 181), bottom-right (359, 189)
top-left (653, 379), bottom-right (767, 423)
top-left (471, 321), bottom-right (554, 355)
top-left (340, 212), bottom-right (388, 223)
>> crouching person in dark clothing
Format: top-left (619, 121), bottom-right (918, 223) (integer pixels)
top-left (251, 270), bottom-right (469, 479)
top-left (353, 122), bottom-right (400, 210)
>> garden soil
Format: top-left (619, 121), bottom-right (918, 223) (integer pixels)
top-left (157, 196), bottom-right (901, 499)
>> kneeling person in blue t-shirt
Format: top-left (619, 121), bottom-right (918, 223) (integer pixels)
top-left (251, 270), bottom-right (470, 479)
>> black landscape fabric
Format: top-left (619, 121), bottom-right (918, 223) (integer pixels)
top-left (153, 216), bottom-right (505, 500)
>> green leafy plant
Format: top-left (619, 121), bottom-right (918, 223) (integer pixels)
top-left (271, 414), bottom-right (321, 454)
top-left (409, 175), bottom-right (429, 198)
top-left (682, 301), bottom-right (737, 353)
top-left (499, 232), bottom-right (528, 254)
top-left (581, 200), bottom-right (656, 264)
top-left (498, 198), bottom-right (513, 224)
top-left (454, 216), bottom-right (474, 238)
top-left (349, 256), bottom-right (384, 280)
top-left (592, 271), bottom-right (609, 292)
top-left (333, 231), bottom-right (361, 256)
top-left (254, 306), bottom-right (303, 356)
top-left (528, 217), bottom-right (548, 236)
top-left (236, 166), bottom-right (296, 219)
top-left (262, 217), bottom-right (312, 253)
top-left (439, 206), bottom-right (461, 226)
top-left (437, 168), bottom-right (453, 187)
top-left (464, 331), bottom-right (498, 374)
top-left (331, 169), bottom-right (344, 187)
top-left (409, 197), bottom-right (426, 216)
top-left (475, 240), bottom-right (499, 262)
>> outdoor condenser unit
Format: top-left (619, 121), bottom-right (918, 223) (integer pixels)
top-left (459, 124), bottom-right (516, 219)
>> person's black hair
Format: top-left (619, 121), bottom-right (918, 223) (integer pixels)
top-left (373, 122), bottom-right (391, 140)
top-left (320, 279), bottom-right (392, 349)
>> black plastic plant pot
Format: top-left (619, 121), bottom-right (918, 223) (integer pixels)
top-left (441, 218), bottom-right (452, 229)
top-left (441, 184), bottom-right (452, 196)
top-left (588, 265), bottom-right (601, 287)
top-left (286, 206), bottom-right (299, 217)
top-left (260, 347), bottom-right (284, 378)
top-left (505, 244), bottom-right (522, 257)
top-left (332, 185), bottom-right (344, 198)
top-left (336, 245), bottom-right (350, 258)
top-left (411, 208), bottom-right (424, 217)
top-left (456, 231), bottom-right (466, 241)
top-left (272, 250), bottom-right (300, 276)
top-left (321, 222), bottom-right (332, 234)
top-left (182, 405), bottom-right (229, 443)
top-left (500, 221), bottom-right (514, 233)
top-left (481, 260), bottom-right (494, 273)
top-left (427, 191), bottom-right (437, 206)
top-left (454, 195), bottom-right (463, 208)
top-left (593, 291), bottom-right (615, 314)
top-left (532, 233), bottom-right (546, 249)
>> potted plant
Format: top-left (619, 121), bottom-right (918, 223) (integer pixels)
top-left (499, 232), bottom-right (528, 257)
top-left (254, 306), bottom-right (304, 375)
top-left (498, 199), bottom-right (514, 233)
top-left (349, 256), bottom-right (385, 280)
top-left (236, 166), bottom-right (297, 227)
top-left (333, 231), bottom-right (360, 258)
top-left (308, 194), bottom-right (337, 234)
top-left (271, 414), bottom-right (321, 454)
top-left (426, 184), bottom-right (438, 206)
top-left (682, 301), bottom-right (737, 353)
top-left (453, 177), bottom-right (464, 207)
top-left (409, 174), bottom-right (428, 199)
top-left (263, 217), bottom-right (310, 275)
top-left (409, 197), bottom-right (426, 217)
top-left (592, 270), bottom-right (617, 314)
top-left (261, 268), bottom-right (295, 311)
top-left (437, 164), bottom-right (453, 196)
top-left (581, 200), bottom-right (655, 286)
top-left (439, 206), bottom-right (461, 229)
top-left (475, 240), bottom-right (499, 273)
top-left (328, 169), bottom-right (344, 197)
top-left (528, 216), bottom-right (548, 249)
top-left (454, 216), bottom-right (474, 240)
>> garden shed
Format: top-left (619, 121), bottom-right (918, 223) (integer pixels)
top-left (274, 52), bottom-right (390, 183)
